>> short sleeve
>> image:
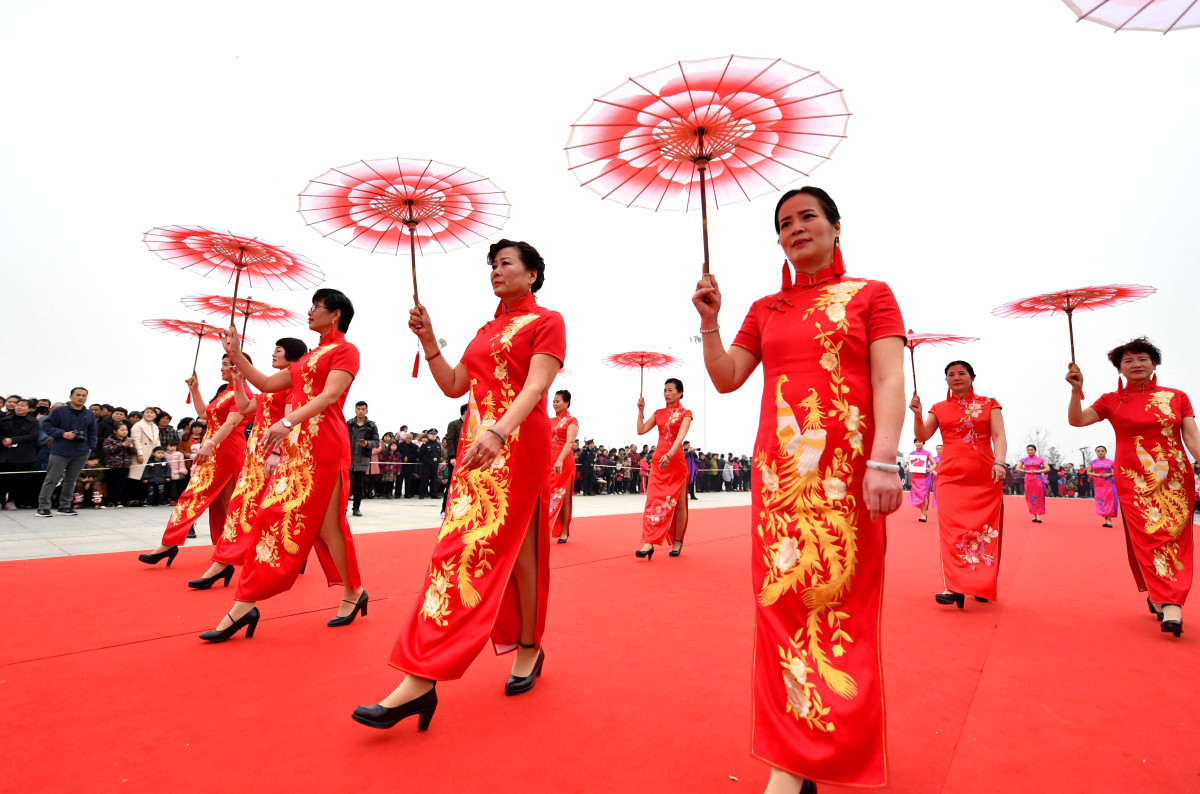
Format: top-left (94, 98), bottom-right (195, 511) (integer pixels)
top-left (330, 342), bottom-right (361, 379)
top-left (1179, 390), bottom-right (1194, 419)
top-left (532, 310), bottom-right (567, 365)
top-left (731, 302), bottom-right (763, 358)
top-left (683, 410), bottom-right (694, 420)
top-left (989, 397), bottom-right (1003, 412)
top-left (1090, 391), bottom-right (1117, 421)
top-left (866, 281), bottom-right (906, 344)
top-left (568, 417), bottom-right (579, 429)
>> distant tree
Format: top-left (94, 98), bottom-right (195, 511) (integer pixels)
top-left (1025, 428), bottom-right (1063, 465)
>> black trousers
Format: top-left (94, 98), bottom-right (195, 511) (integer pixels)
top-left (1, 462), bottom-right (37, 507)
top-left (440, 460), bottom-right (455, 512)
top-left (420, 462), bottom-right (441, 498)
top-left (350, 470), bottom-right (368, 510)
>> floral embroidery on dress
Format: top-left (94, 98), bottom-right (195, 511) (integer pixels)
top-left (419, 560), bottom-right (456, 626)
top-left (955, 524), bottom-right (998, 569)
top-left (167, 390), bottom-right (235, 526)
top-left (1152, 543), bottom-right (1183, 580)
top-left (644, 496), bottom-right (678, 527)
top-left (548, 487), bottom-right (566, 516)
top-left (953, 394), bottom-right (989, 450)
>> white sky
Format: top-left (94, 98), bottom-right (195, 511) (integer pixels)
top-left (2, 1), bottom-right (1197, 464)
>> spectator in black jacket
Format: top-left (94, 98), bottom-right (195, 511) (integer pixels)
top-left (0, 398), bottom-right (41, 508)
top-left (398, 432), bottom-right (420, 498)
top-left (36, 387), bottom-right (98, 517)
top-left (419, 428), bottom-right (443, 499)
top-left (346, 400), bottom-right (379, 517)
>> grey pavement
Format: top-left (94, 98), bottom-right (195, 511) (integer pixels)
top-left (0, 490), bottom-right (751, 562)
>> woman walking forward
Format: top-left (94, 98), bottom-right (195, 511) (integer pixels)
top-left (355, 239), bottom-right (565, 730)
top-left (138, 356), bottom-right (250, 567)
top-left (910, 360), bottom-right (1008, 606)
top-left (693, 187), bottom-right (905, 793)
top-left (1067, 338), bottom-right (1198, 637)
top-left (547, 389), bottom-right (578, 543)
top-left (1088, 446), bottom-right (1118, 528)
top-left (1016, 446), bottom-right (1049, 523)
top-left (198, 290), bottom-right (365, 641)
top-left (635, 378), bottom-right (692, 559)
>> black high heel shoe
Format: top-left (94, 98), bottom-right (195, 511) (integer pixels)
top-left (188, 565), bottom-right (233, 590)
top-left (352, 685), bottom-right (437, 730)
top-left (505, 643), bottom-right (545, 696)
top-left (137, 546), bottom-right (179, 567)
top-left (935, 592), bottom-right (965, 609)
top-left (557, 535), bottom-right (568, 544)
top-left (1160, 604), bottom-right (1182, 637)
top-left (973, 597), bottom-right (989, 603)
top-left (634, 547), bottom-right (655, 560)
top-left (669, 541), bottom-right (684, 557)
top-left (1147, 596), bottom-right (1163, 621)
top-left (199, 608), bottom-right (260, 643)
top-left (800, 780), bottom-right (817, 794)
top-left (328, 590), bottom-right (368, 627)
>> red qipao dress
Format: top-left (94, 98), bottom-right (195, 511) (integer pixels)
top-left (546, 411), bottom-right (578, 537)
top-left (160, 385), bottom-right (251, 546)
top-left (730, 255), bottom-right (904, 788)
top-left (211, 390), bottom-right (290, 566)
top-left (640, 405), bottom-right (693, 545)
top-left (390, 293), bottom-right (566, 680)
top-left (1090, 379), bottom-right (1195, 605)
top-left (929, 392), bottom-right (1004, 600)
top-left (235, 331), bottom-right (362, 601)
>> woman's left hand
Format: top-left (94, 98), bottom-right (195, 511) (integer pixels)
top-left (991, 462), bottom-right (1006, 483)
top-left (658, 450), bottom-right (672, 470)
top-left (863, 466), bottom-right (903, 521)
top-left (192, 441), bottom-right (215, 465)
top-left (459, 429), bottom-right (503, 472)
top-left (261, 420), bottom-right (290, 453)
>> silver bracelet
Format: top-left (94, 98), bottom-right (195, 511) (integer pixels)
top-left (699, 326), bottom-right (720, 334)
top-left (865, 460), bottom-right (900, 473)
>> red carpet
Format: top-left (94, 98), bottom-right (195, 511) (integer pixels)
top-left (2, 497), bottom-right (1198, 793)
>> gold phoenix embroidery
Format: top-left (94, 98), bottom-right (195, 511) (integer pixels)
top-left (168, 390), bottom-right (236, 527)
top-left (1123, 390), bottom-right (1190, 580)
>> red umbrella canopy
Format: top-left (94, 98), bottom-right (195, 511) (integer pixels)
top-left (144, 226), bottom-right (325, 290)
top-left (992, 284), bottom-right (1155, 362)
top-left (181, 295), bottom-right (305, 327)
top-left (142, 318), bottom-right (253, 346)
top-left (602, 351), bottom-right (682, 371)
top-left (905, 332), bottom-right (980, 351)
top-left (991, 285), bottom-right (1156, 319)
top-left (297, 157), bottom-right (510, 256)
top-left (1062, 0), bottom-right (1200, 32)
top-left (566, 55), bottom-right (850, 211)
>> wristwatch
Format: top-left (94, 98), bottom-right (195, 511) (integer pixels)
top-left (281, 417), bottom-right (294, 429)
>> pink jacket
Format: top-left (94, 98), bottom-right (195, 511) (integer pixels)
top-left (165, 450), bottom-right (187, 480)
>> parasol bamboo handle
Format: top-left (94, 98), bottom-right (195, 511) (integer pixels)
top-left (230, 266), bottom-right (244, 325)
top-left (408, 223), bottom-right (420, 308)
top-left (241, 300), bottom-right (250, 352)
top-left (697, 153), bottom-right (711, 278)
top-left (640, 365), bottom-right (644, 400)
top-left (188, 331), bottom-right (205, 404)
top-left (909, 346), bottom-right (918, 397)
top-left (1067, 309), bottom-right (1076, 364)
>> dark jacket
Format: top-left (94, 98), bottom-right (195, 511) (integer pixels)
top-left (346, 418), bottom-right (379, 473)
top-left (419, 439), bottom-right (444, 466)
top-left (445, 417), bottom-right (464, 463)
top-left (43, 405), bottom-right (97, 458)
top-left (142, 458), bottom-right (170, 484)
top-left (398, 441), bottom-right (419, 474)
top-left (0, 413), bottom-right (40, 465)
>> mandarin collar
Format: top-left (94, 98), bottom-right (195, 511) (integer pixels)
top-left (495, 291), bottom-right (538, 318)
top-left (318, 328), bottom-right (346, 345)
top-left (1119, 374), bottom-right (1157, 393)
top-left (780, 245), bottom-right (846, 290)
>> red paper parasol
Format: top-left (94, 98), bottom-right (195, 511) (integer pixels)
top-left (992, 284), bottom-right (1155, 363)
top-left (144, 226), bottom-right (324, 325)
top-left (143, 319), bottom-right (253, 403)
top-left (1063, 0), bottom-right (1200, 32)
top-left (905, 331), bottom-right (979, 396)
top-left (603, 351), bottom-right (682, 398)
top-left (297, 157), bottom-right (509, 307)
top-left (566, 55), bottom-right (850, 276)
top-left (181, 294), bottom-right (305, 344)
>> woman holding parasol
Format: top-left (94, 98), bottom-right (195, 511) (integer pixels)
top-left (634, 378), bottom-right (693, 559)
top-left (1067, 338), bottom-right (1198, 638)
top-left (185, 336), bottom-right (308, 590)
top-left (354, 239), bottom-right (566, 730)
top-left (910, 360), bottom-right (1008, 608)
top-left (546, 389), bottom-right (579, 543)
top-left (137, 354), bottom-right (251, 567)
top-left (197, 289), bottom-right (365, 641)
top-left (692, 187), bottom-right (905, 792)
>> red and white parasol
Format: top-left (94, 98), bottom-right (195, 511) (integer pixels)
top-left (603, 351), bottom-right (682, 398)
top-left (566, 55), bottom-right (850, 277)
top-left (144, 226), bottom-right (324, 324)
top-left (905, 332), bottom-right (979, 396)
top-left (1062, 0), bottom-right (1200, 32)
top-left (143, 319), bottom-right (253, 403)
top-left (992, 284), bottom-right (1155, 363)
top-left (181, 294), bottom-right (305, 344)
